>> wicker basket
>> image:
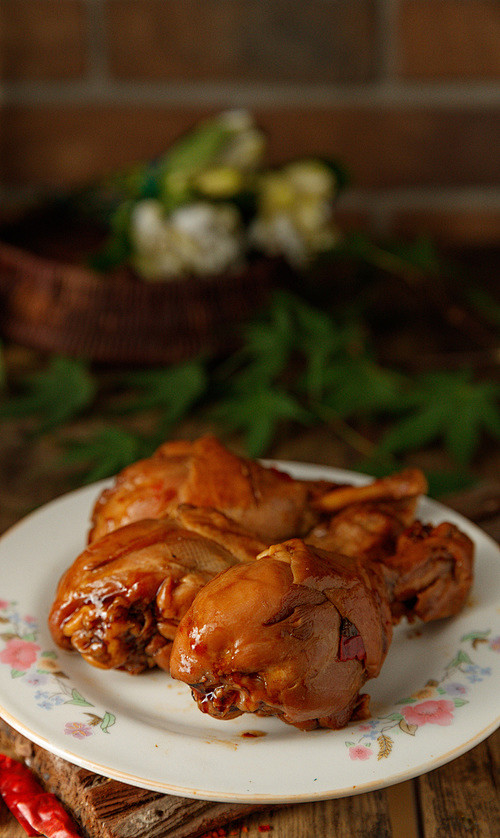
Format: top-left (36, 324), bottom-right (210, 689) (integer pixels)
top-left (0, 240), bottom-right (276, 365)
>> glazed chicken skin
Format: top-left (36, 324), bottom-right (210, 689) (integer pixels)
top-left (170, 524), bottom-right (474, 731)
top-left (89, 435), bottom-right (324, 545)
top-left (313, 468), bottom-right (428, 515)
top-left (170, 540), bottom-right (393, 730)
top-left (49, 506), bottom-right (266, 674)
top-left (383, 521), bottom-right (474, 623)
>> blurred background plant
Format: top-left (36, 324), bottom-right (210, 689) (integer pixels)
top-left (0, 111), bottom-right (498, 497)
top-left (80, 110), bottom-right (343, 278)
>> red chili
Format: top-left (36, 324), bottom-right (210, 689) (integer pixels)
top-left (0, 754), bottom-right (82, 838)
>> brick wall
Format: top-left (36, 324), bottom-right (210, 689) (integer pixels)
top-left (1, 0), bottom-right (499, 246)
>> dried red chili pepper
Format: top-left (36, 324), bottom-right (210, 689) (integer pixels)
top-left (0, 754), bottom-right (82, 838)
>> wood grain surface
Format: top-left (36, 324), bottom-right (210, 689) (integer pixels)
top-left (0, 426), bottom-right (498, 838)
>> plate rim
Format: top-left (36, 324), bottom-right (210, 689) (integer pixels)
top-left (0, 461), bottom-right (498, 803)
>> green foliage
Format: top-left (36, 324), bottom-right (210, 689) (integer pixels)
top-left (112, 359), bottom-right (208, 439)
top-left (209, 386), bottom-right (311, 458)
top-left (61, 427), bottom-right (149, 485)
top-left (314, 357), bottom-right (407, 419)
top-left (378, 370), bottom-right (500, 465)
top-left (0, 289), bottom-right (497, 495)
top-left (0, 357), bottom-right (96, 433)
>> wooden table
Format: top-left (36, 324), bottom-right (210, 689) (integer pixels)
top-left (0, 428), bottom-right (498, 838)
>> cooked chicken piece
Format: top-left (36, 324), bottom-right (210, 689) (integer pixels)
top-left (49, 508), bottom-right (266, 674)
top-left (383, 521), bottom-right (474, 623)
top-left (314, 468), bottom-right (428, 514)
top-left (170, 522), bottom-right (474, 731)
top-left (170, 539), bottom-right (393, 730)
top-left (306, 499), bottom-right (417, 562)
top-left (89, 435), bottom-right (322, 545)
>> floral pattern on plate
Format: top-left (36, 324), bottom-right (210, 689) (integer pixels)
top-left (346, 629), bottom-right (499, 761)
top-left (0, 599), bottom-right (116, 738)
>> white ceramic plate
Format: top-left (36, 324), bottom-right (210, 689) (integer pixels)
top-left (0, 463), bottom-right (499, 804)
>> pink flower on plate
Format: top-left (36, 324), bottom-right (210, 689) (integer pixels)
top-left (0, 599), bottom-right (9, 610)
top-left (64, 721), bottom-right (94, 739)
top-left (349, 744), bottom-right (373, 761)
top-left (0, 638), bottom-right (41, 670)
top-left (402, 699), bottom-right (454, 727)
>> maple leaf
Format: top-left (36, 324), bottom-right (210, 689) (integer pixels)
top-left (378, 370), bottom-right (500, 465)
top-left (314, 356), bottom-right (407, 419)
top-left (114, 359), bottom-right (208, 421)
top-left (0, 357), bottom-right (96, 433)
top-left (210, 386), bottom-right (311, 457)
top-left (225, 292), bottom-right (298, 391)
top-left (229, 291), bottom-right (362, 398)
top-left (61, 426), bottom-right (147, 483)
top-left (293, 302), bottom-right (365, 401)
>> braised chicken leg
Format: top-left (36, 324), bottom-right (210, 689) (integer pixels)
top-left (49, 506), bottom-right (266, 674)
top-left (170, 522), bottom-right (474, 730)
top-left (170, 540), bottom-right (393, 730)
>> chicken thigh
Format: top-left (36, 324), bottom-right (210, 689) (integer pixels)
top-left (89, 435), bottom-right (322, 544)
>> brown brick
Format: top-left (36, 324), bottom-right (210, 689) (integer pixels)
top-left (391, 207), bottom-right (500, 247)
top-left (257, 108), bottom-right (500, 189)
top-left (1, 105), bottom-right (499, 190)
top-left (106, 0), bottom-right (377, 84)
top-left (0, 0), bottom-right (87, 80)
top-left (399, 1), bottom-right (500, 79)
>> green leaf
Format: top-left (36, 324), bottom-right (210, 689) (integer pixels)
top-left (461, 630), bottom-right (490, 642)
top-left (0, 357), bottom-right (96, 433)
top-left (89, 200), bottom-right (134, 271)
top-left (100, 711), bottom-right (116, 734)
top-left (378, 370), bottom-right (500, 466)
top-left (231, 292), bottom-right (297, 389)
top-left (115, 359), bottom-right (207, 420)
top-left (378, 402), bottom-right (447, 455)
top-left (10, 669), bottom-right (26, 679)
top-left (66, 688), bottom-right (93, 707)
top-left (448, 649), bottom-right (473, 669)
top-left (318, 357), bottom-right (407, 419)
top-left (62, 426), bottom-right (146, 483)
top-left (425, 469), bottom-right (475, 499)
top-left (162, 118), bottom-right (231, 176)
top-left (210, 387), bottom-right (311, 457)
top-left (453, 698), bottom-right (469, 708)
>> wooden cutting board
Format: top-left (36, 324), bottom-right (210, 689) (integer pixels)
top-left (0, 719), bottom-right (262, 838)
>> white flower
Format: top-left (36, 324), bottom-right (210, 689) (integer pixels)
top-left (130, 199), bottom-right (245, 279)
top-left (250, 160), bottom-right (339, 266)
top-left (170, 202), bottom-right (244, 276)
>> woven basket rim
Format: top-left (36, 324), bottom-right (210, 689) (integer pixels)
top-left (0, 239), bottom-right (276, 364)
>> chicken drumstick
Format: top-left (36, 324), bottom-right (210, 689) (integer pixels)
top-left (170, 523), bottom-right (474, 731)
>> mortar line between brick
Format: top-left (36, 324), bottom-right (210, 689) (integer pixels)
top-left (84, 0), bottom-right (109, 82)
top-left (3, 81), bottom-right (500, 108)
top-left (377, 0), bottom-right (400, 80)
